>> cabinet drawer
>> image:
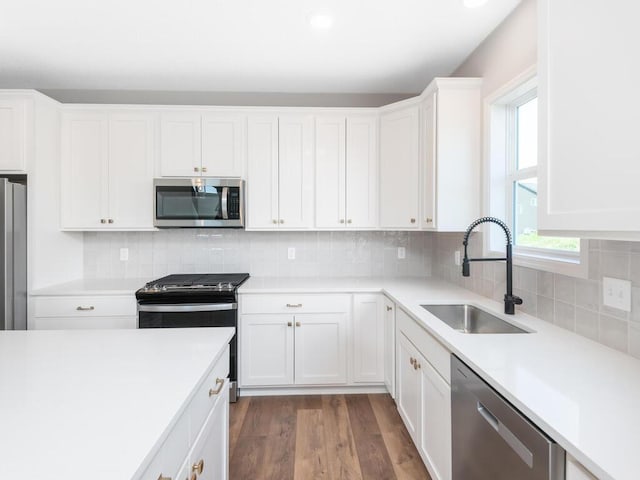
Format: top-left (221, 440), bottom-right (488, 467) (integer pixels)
top-left (188, 345), bottom-right (230, 444)
top-left (33, 295), bottom-right (136, 318)
top-left (140, 411), bottom-right (189, 480)
top-left (240, 294), bottom-right (351, 314)
top-left (397, 307), bottom-right (450, 384)
top-left (31, 316), bottom-right (136, 330)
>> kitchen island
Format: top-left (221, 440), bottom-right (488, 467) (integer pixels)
top-left (0, 327), bottom-right (233, 480)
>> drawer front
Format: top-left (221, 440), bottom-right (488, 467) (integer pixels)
top-left (240, 294), bottom-right (351, 314)
top-left (188, 345), bottom-right (230, 445)
top-left (397, 307), bottom-right (450, 383)
top-left (140, 411), bottom-right (189, 480)
top-left (33, 295), bottom-right (137, 318)
top-left (31, 316), bottom-right (137, 330)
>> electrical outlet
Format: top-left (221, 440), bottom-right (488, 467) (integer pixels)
top-left (603, 277), bottom-right (631, 312)
top-left (119, 248), bottom-right (129, 262)
top-left (287, 247), bottom-right (296, 260)
top-left (454, 250), bottom-right (461, 266)
top-left (397, 247), bottom-right (406, 259)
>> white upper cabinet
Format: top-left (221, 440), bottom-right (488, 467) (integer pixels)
top-left (246, 114), bottom-right (313, 230)
top-left (315, 114), bottom-right (378, 229)
top-left (160, 112), bottom-right (245, 178)
top-left (0, 98), bottom-right (27, 172)
top-left (420, 79), bottom-right (481, 231)
top-left (379, 104), bottom-right (421, 229)
top-left (61, 111), bottom-right (155, 230)
top-left (539, 0), bottom-right (640, 236)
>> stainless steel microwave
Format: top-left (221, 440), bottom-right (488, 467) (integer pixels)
top-left (153, 178), bottom-right (244, 228)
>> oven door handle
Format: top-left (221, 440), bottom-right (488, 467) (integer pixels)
top-left (221, 186), bottom-right (229, 220)
top-left (138, 303), bottom-right (237, 313)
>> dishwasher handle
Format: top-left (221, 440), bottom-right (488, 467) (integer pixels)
top-left (477, 401), bottom-right (534, 468)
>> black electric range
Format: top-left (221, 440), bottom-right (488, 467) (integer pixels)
top-left (136, 273), bottom-right (250, 402)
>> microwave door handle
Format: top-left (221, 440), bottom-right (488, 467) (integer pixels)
top-left (221, 186), bottom-right (229, 219)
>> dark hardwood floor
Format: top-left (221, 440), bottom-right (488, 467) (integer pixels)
top-left (229, 394), bottom-right (431, 480)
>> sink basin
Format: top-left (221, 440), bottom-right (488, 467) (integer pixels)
top-left (421, 304), bottom-right (529, 334)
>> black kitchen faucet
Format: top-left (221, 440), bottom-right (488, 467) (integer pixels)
top-left (462, 216), bottom-right (522, 315)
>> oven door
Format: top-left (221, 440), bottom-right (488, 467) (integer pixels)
top-left (138, 303), bottom-right (239, 401)
top-left (154, 178), bottom-right (243, 228)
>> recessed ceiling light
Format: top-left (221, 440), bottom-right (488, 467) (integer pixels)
top-left (463, 0), bottom-right (489, 8)
top-left (309, 14), bottom-right (334, 30)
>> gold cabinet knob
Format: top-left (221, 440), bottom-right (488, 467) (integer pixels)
top-left (208, 378), bottom-right (224, 397)
top-left (410, 218), bottom-right (416, 224)
top-left (414, 362), bottom-right (420, 371)
top-left (409, 357), bottom-right (415, 365)
top-left (201, 167), bottom-right (208, 173)
top-left (272, 219), bottom-right (278, 224)
top-left (287, 321), bottom-right (292, 327)
top-left (194, 167), bottom-right (200, 173)
top-left (279, 219), bottom-right (284, 224)
top-left (295, 321), bottom-right (301, 327)
top-left (347, 219), bottom-right (352, 224)
top-left (100, 219), bottom-right (106, 224)
top-left (386, 306), bottom-right (392, 312)
top-left (192, 459), bottom-right (204, 475)
top-left (108, 218), bottom-right (114, 224)
top-left (425, 217), bottom-right (433, 223)
top-left (340, 219), bottom-right (345, 224)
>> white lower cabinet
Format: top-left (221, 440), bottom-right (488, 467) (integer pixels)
top-left (383, 297), bottom-right (396, 398)
top-left (239, 294), bottom-right (350, 387)
top-left (566, 455), bottom-right (597, 480)
top-left (141, 346), bottom-right (230, 480)
top-left (396, 309), bottom-right (452, 480)
top-left (352, 294), bottom-right (384, 383)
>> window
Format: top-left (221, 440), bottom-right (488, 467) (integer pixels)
top-left (485, 68), bottom-right (588, 277)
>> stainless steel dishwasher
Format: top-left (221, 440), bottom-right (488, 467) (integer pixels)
top-left (451, 355), bottom-right (565, 480)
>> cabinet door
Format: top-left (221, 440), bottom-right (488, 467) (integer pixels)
top-left (201, 113), bottom-right (245, 177)
top-left (246, 115), bottom-right (279, 229)
top-left (352, 294), bottom-right (384, 383)
top-left (107, 114), bottom-right (155, 229)
top-left (421, 93), bottom-right (436, 230)
top-left (346, 116), bottom-right (378, 228)
top-left (294, 312), bottom-right (347, 385)
top-left (396, 332), bottom-right (419, 440)
top-left (0, 99), bottom-right (26, 172)
top-left (160, 113), bottom-right (201, 176)
top-left (383, 298), bottom-right (396, 398)
top-left (419, 353), bottom-right (452, 480)
top-left (239, 314), bottom-right (294, 386)
top-left (278, 115), bottom-right (314, 229)
top-left (189, 380), bottom-right (229, 480)
top-left (315, 116), bottom-right (346, 228)
top-left (539, 0), bottom-right (640, 234)
top-left (60, 113), bottom-right (109, 229)
top-left (380, 106), bottom-right (420, 228)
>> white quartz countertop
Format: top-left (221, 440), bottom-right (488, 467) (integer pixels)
top-left (241, 276), bottom-right (640, 480)
top-left (30, 278), bottom-right (150, 296)
top-left (0, 327), bottom-right (234, 480)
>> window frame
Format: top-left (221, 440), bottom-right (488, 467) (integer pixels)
top-left (483, 66), bottom-right (588, 278)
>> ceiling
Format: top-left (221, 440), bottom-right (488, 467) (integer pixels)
top-left (0, 0), bottom-right (521, 95)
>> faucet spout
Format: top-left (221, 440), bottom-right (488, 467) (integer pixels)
top-left (461, 217), bottom-right (522, 315)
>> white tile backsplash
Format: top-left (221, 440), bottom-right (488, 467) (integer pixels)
top-left (83, 230), bottom-right (433, 280)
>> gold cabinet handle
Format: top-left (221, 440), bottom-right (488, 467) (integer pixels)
top-left (386, 306), bottom-right (392, 311)
top-left (295, 321), bottom-right (301, 327)
top-left (286, 303), bottom-right (302, 308)
top-left (108, 218), bottom-right (114, 224)
top-left (201, 167), bottom-right (208, 173)
top-left (410, 218), bottom-right (416, 224)
top-left (414, 362), bottom-right (420, 371)
top-left (208, 378), bottom-right (224, 397)
top-left (409, 357), bottom-right (415, 365)
top-left (192, 459), bottom-right (204, 475)
top-left (157, 475), bottom-right (172, 480)
top-left (425, 217), bottom-right (433, 223)
top-left (287, 321), bottom-right (292, 327)
top-left (189, 473), bottom-right (197, 480)
top-left (100, 219), bottom-right (106, 224)
top-left (194, 167), bottom-right (200, 173)
top-left (76, 306), bottom-right (95, 311)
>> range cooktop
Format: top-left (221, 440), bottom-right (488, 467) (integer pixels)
top-left (135, 273), bottom-right (250, 303)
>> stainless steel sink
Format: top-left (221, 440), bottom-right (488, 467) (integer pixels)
top-left (421, 304), bottom-right (529, 334)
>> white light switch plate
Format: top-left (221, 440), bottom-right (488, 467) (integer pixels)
top-left (119, 248), bottom-right (129, 261)
top-left (397, 247), bottom-right (406, 259)
top-left (602, 277), bottom-right (631, 312)
top-left (454, 250), bottom-right (461, 266)
top-left (287, 247), bottom-right (296, 260)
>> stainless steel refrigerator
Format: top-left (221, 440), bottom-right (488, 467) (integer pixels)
top-left (0, 179), bottom-right (26, 330)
